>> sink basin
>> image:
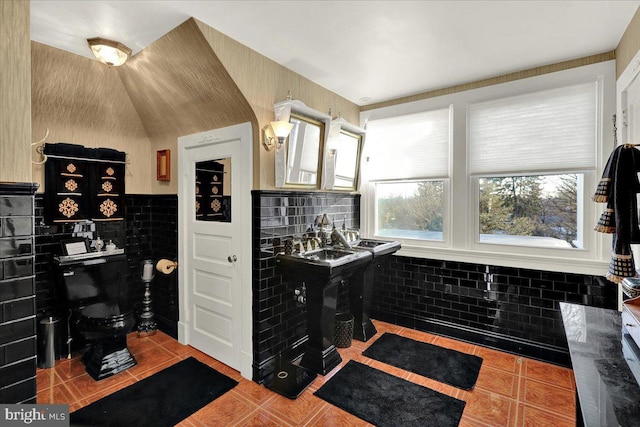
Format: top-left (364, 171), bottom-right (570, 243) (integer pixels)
top-left (301, 248), bottom-right (354, 261)
top-left (353, 239), bottom-right (401, 258)
top-left (276, 247), bottom-right (372, 276)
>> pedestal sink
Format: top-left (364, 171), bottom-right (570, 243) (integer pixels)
top-left (276, 248), bottom-right (372, 375)
top-left (350, 239), bottom-right (401, 341)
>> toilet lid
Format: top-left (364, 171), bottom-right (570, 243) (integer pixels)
top-left (79, 301), bottom-right (131, 320)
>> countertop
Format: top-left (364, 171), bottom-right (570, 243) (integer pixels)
top-left (560, 302), bottom-right (640, 427)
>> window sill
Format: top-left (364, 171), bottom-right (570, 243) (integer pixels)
top-left (394, 243), bottom-right (609, 277)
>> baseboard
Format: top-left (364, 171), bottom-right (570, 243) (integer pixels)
top-left (373, 309), bottom-right (570, 367)
top-left (177, 321), bottom-right (188, 345)
top-left (240, 348), bottom-right (253, 381)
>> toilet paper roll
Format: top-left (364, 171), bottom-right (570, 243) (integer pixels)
top-left (156, 259), bottom-right (178, 275)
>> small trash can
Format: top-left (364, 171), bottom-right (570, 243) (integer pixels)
top-left (38, 316), bottom-right (61, 369)
top-left (334, 312), bottom-right (354, 348)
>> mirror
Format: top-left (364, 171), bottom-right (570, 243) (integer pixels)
top-left (285, 113), bottom-right (324, 186)
top-left (274, 100), bottom-right (331, 189)
top-left (322, 119), bottom-right (365, 191)
top-left (195, 157), bottom-right (231, 222)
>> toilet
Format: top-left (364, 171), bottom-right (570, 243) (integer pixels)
top-left (54, 253), bottom-right (137, 380)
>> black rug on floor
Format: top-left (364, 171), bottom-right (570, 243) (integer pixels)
top-left (70, 357), bottom-right (238, 427)
top-left (314, 360), bottom-right (466, 427)
top-left (362, 332), bottom-right (483, 390)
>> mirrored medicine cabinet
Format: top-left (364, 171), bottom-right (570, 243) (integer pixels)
top-left (323, 118), bottom-right (365, 191)
top-left (273, 100), bottom-right (365, 191)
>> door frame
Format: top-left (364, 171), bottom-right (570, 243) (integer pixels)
top-left (617, 51), bottom-right (640, 312)
top-left (177, 122), bottom-right (253, 380)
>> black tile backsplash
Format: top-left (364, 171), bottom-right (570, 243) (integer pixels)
top-left (252, 190), bottom-right (360, 382)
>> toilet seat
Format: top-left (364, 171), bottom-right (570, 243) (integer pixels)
top-left (77, 301), bottom-right (135, 337)
top-left (79, 300), bottom-right (130, 319)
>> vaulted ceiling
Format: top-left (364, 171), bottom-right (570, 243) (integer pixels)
top-left (30, 1), bottom-right (639, 106)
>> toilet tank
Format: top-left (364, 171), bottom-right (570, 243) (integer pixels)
top-left (55, 254), bottom-right (129, 307)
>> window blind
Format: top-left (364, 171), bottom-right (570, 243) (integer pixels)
top-left (469, 82), bottom-right (597, 175)
top-left (365, 107), bottom-right (451, 180)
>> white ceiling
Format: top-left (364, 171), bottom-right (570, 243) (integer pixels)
top-left (30, 0), bottom-right (640, 106)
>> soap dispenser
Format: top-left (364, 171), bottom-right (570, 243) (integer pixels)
top-left (94, 236), bottom-right (104, 252)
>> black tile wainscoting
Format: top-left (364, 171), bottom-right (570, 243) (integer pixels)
top-left (125, 195), bottom-right (178, 338)
top-left (370, 256), bottom-right (618, 366)
top-left (0, 183), bottom-right (39, 404)
top-left (30, 186), bottom-right (619, 385)
top-left (251, 190), bottom-right (618, 379)
top-left (252, 190), bottom-right (360, 383)
top-left (34, 194), bottom-right (179, 354)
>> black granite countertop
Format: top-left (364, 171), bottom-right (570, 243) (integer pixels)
top-left (560, 302), bottom-right (640, 427)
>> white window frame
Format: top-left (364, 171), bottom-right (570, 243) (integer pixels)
top-left (360, 61), bottom-right (615, 276)
top-left (369, 178), bottom-right (451, 248)
top-left (469, 171), bottom-right (592, 252)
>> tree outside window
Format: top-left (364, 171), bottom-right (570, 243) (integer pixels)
top-left (479, 174), bottom-right (579, 248)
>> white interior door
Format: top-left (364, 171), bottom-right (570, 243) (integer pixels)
top-left (177, 122), bottom-right (253, 379)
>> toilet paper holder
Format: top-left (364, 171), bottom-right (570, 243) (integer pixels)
top-left (156, 259), bottom-right (178, 275)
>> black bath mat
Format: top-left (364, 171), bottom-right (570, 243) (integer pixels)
top-left (314, 360), bottom-right (465, 427)
top-left (70, 357), bottom-right (238, 427)
top-left (362, 332), bottom-right (483, 390)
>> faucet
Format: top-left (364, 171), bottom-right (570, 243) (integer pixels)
top-left (316, 214), bottom-right (333, 247)
top-left (304, 236), bottom-right (321, 251)
top-left (331, 228), bottom-right (352, 249)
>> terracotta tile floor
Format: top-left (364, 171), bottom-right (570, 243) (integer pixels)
top-left (36, 320), bottom-right (576, 426)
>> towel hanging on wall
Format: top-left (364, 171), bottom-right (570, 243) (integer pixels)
top-left (593, 144), bottom-right (640, 283)
top-left (43, 143), bottom-right (126, 223)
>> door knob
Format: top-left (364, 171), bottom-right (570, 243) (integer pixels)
top-left (228, 255), bottom-right (237, 263)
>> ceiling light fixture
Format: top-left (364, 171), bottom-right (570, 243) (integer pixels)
top-left (87, 37), bottom-right (132, 66)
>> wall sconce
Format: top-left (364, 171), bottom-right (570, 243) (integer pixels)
top-left (262, 121), bottom-right (293, 151)
top-left (87, 37), bottom-right (132, 66)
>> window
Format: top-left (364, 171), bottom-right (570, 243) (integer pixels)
top-left (365, 108), bottom-right (451, 242)
top-left (478, 174), bottom-right (582, 248)
top-left (361, 61), bottom-right (615, 274)
top-left (376, 180), bottom-right (444, 241)
top-left (470, 82), bottom-right (596, 249)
